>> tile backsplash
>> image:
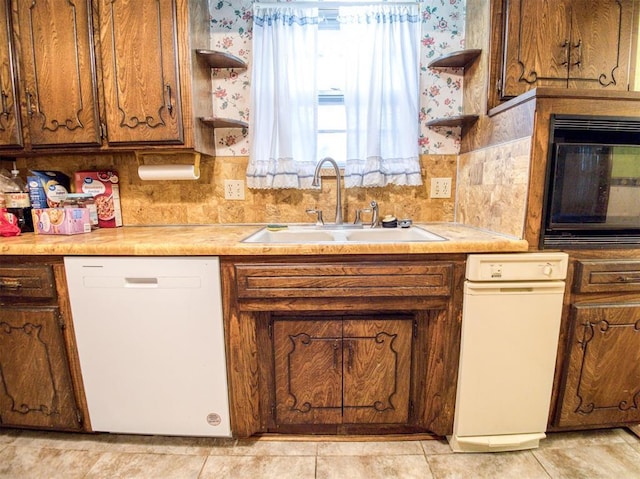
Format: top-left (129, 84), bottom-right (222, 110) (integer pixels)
top-left (15, 153), bottom-right (456, 226)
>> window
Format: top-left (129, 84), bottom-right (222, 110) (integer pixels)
top-left (247, 2), bottom-right (422, 190)
top-left (317, 8), bottom-right (346, 165)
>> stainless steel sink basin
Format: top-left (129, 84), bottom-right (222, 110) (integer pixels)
top-left (242, 225), bottom-right (447, 243)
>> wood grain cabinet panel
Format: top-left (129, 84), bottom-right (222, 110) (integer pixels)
top-left (0, 265), bottom-right (55, 301)
top-left (272, 316), bottom-right (412, 428)
top-left (12, 0), bottom-right (101, 147)
top-left (0, 0), bottom-right (22, 149)
top-left (556, 302), bottom-right (640, 427)
top-left (500, 0), bottom-right (632, 101)
top-left (97, 0), bottom-right (183, 145)
top-left (0, 307), bottom-right (82, 430)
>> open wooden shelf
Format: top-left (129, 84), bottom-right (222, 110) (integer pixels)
top-left (426, 115), bottom-right (479, 128)
top-left (196, 49), bottom-right (247, 69)
top-left (199, 117), bottom-right (248, 129)
top-left (427, 49), bottom-right (481, 68)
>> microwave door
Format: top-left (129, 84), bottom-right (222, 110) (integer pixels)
top-left (551, 145), bottom-right (612, 226)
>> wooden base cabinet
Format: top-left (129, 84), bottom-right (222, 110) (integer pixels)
top-left (221, 255), bottom-right (466, 438)
top-left (272, 316), bottom-right (412, 428)
top-left (554, 258), bottom-right (640, 428)
top-left (0, 307), bottom-right (81, 430)
top-left (0, 259), bottom-right (88, 432)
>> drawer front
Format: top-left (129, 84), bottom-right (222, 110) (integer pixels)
top-left (574, 260), bottom-right (640, 293)
top-left (235, 262), bottom-right (453, 299)
top-left (0, 265), bottom-right (56, 300)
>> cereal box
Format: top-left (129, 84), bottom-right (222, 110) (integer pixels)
top-left (74, 170), bottom-right (123, 228)
top-left (27, 170), bottom-right (71, 209)
top-left (32, 208), bottom-right (91, 235)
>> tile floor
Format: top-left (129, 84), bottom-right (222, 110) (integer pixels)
top-left (1, 427), bottom-right (640, 478)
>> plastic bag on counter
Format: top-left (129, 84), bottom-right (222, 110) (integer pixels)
top-left (0, 209), bottom-right (21, 236)
top-left (0, 169), bottom-right (21, 193)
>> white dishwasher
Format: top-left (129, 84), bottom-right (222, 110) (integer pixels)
top-left (449, 252), bottom-right (568, 453)
top-left (64, 256), bottom-right (231, 437)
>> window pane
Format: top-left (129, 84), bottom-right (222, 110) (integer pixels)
top-left (318, 104), bottom-right (346, 131)
top-left (318, 132), bottom-right (346, 163)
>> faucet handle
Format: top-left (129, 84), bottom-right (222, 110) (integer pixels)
top-left (369, 200), bottom-right (380, 228)
top-left (305, 208), bottom-right (324, 226)
top-left (353, 208), bottom-right (372, 225)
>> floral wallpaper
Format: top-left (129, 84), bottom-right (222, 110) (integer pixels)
top-left (209, 0), bottom-right (466, 156)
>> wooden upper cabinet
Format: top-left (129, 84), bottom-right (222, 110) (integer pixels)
top-left (97, 0), bottom-right (183, 146)
top-left (0, 0), bottom-right (22, 149)
top-left (12, 0), bottom-right (101, 148)
top-left (500, 0), bottom-right (632, 101)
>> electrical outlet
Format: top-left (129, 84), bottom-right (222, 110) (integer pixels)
top-left (430, 177), bottom-right (452, 199)
top-left (224, 180), bottom-right (245, 200)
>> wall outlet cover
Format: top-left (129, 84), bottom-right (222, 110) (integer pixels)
top-left (430, 177), bottom-right (452, 199)
top-left (224, 180), bottom-right (245, 200)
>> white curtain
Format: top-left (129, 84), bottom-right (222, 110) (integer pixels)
top-left (340, 4), bottom-right (422, 188)
top-left (247, 5), bottom-right (318, 189)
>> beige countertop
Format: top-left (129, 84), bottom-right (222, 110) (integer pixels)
top-left (0, 223), bottom-right (528, 256)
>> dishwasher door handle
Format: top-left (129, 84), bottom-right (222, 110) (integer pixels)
top-left (125, 277), bottom-right (159, 287)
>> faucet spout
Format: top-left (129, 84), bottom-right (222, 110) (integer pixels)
top-left (312, 157), bottom-right (343, 225)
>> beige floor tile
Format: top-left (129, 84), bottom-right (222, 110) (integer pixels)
top-left (625, 426), bottom-right (640, 444)
top-left (0, 446), bottom-right (102, 479)
top-left (209, 438), bottom-right (318, 456)
top-left (428, 450), bottom-right (550, 479)
top-left (539, 428), bottom-right (629, 449)
top-left (0, 430), bottom-right (19, 445)
top-left (83, 451), bottom-right (206, 479)
top-left (9, 430), bottom-right (219, 456)
top-left (533, 443), bottom-right (640, 479)
top-left (317, 440), bottom-right (424, 456)
top-left (421, 438), bottom-right (455, 455)
top-left (200, 455), bottom-right (316, 479)
top-left (316, 455), bottom-right (431, 479)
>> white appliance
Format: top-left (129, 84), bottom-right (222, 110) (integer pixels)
top-left (449, 252), bottom-right (568, 453)
top-left (64, 256), bottom-right (231, 437)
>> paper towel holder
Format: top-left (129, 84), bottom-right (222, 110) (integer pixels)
top-left (134, 151), bottom-right (201, 181)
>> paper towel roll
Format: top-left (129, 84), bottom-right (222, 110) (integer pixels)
top-left (138, 164), bottom-right (200, 181)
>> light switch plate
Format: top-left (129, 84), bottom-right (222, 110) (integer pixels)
top-left (224, 180), bottom-right (245, 200)
top-left (430, 177), bottom-right (452, 198)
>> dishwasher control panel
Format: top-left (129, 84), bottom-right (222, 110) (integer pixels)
top-left (466, 253), bottom-right (569, 282)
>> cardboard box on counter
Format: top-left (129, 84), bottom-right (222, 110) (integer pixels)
top-left (74, 170), bottom-right (122, 228)
top-left (32, 208), bottom-right (91, 235)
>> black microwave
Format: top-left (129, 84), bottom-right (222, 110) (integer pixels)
top-left (542, 115), bottom-right (640, 248)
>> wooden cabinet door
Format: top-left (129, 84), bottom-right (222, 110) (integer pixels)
top-left (0, 0), bottom-right (22, 149)
top-left (343, 318), bottom-right (412, 424)
top-left (97, 0), bottom-right (183, 145)
top-left (12, 0), bottom-right (101, 147)
top-left (566, 0), bottom-right (632, 90)
top-left (0, 307), bottom-right (82, 430)
top-left (273, 319), bottom-right (343, 425)
top-left (501, 0), bottom-right (632, 100)
top-left (555, 303), bottom-right (640, 427)
top-left (502, 0), bottom-right (572, 98)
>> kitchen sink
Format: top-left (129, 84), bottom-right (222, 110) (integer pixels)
top-left (242, 225), bottom-right (447, 243)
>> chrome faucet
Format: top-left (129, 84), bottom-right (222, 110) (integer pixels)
top-left (312, 157), bottom-right (343, 225)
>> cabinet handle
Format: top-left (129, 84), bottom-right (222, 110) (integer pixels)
top-left (616, 275), bottom-right (640, 283)
top-left (572, 39), bottom-right (582, 67)
top-left (346, 340), bottom-right (354, 372)
top-left (165, 83), bottom-right (174, 116)
top-left (0, 279), bottom-right (22, 290)
top-left (0, 90), bottom-right (8, 118)
top-left (332, 341), bottom-right (339, 369)
top-left (561, 39), bottom-right (570, 66)
top-left (25, 89), bottom-right (35, 117)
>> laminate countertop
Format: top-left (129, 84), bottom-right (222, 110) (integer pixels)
top-left (0, 223), bottom-right (528, 256)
